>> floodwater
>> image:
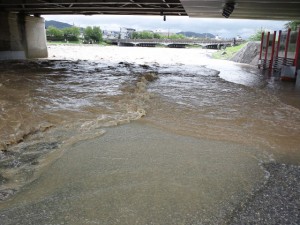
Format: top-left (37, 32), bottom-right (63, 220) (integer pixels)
top-left (0, 46), bottom-right (300, 224)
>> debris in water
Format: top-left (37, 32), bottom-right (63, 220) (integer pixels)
top-left (0, 189), bottom-right (16, 201)
top-left (139, 64), bottom-right (151, 69)
top-left (143, 72), bottom-right (158, 82)
top-left (0, 174), bottom-right (8, 185)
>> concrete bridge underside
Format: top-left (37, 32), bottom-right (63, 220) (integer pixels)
top-left (1, 0), bottom-right (300, 60)
top-left (1, 0), bottom-right (300, 20)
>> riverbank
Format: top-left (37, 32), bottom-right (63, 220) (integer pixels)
top-left (230, 162), bottom-right (300, 224)
top-left (230, 41), bottom-right (260, 66)
top-left (47, 41), bottom-right (110, 46)
top-left (212, 41), bottom-right (260, 66)
top-left (211, 42), bottom-right (247, 60)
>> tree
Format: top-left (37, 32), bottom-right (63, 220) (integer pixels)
top-left (130, 31), bottom-right (177, 40)
top-left (284, 21), bottom-right (300, 31)
top-left (131, 31), bottom-right (155, 39)
top-left (248, 29), bottom-right (266, 41)
top-left (84, 26), bottom-right (93, 43)
top-left (153, 33), bottom-right (162, 39)
top-left (46, 26), bottom-right (64, 41)
top-left (84, 26), bottom-right (103, 43)
top-left (91, 26), bottom-right (103, 42)
top-left (132, 31), bottom-right (140, 39)
top-left (63, 26), bottom-right (81, 42)
top-left (168, 34), bottom-right (186, 39)
top-left (138, 31), bottom-right (154, 39)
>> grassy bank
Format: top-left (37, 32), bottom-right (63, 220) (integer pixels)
top-left (212, 42), bottom-right (247, 60)
top-left (47, 41), bottom-right (81, 45)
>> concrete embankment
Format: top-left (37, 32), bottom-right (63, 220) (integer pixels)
top-left (230, 41), bottom-right (260, 66)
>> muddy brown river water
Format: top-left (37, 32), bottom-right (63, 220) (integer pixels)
top-left (0, 46), bottom-right (299, 224)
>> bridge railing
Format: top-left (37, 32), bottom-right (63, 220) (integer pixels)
top-left (109, 38), bottom-right (242, 45)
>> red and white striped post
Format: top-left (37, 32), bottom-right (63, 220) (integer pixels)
top-left (264, 32), bottom-right (270, 68)
top-left (284, 28), bottom-right (291, 61)
top-left (258, 32), bottom-right (264, 69)
top-left (275, 30), bottom-right (282, 58)
top-left (269, 31), bottom-right (277, 70)
top-left (294, 27), bottom-right (300, 76)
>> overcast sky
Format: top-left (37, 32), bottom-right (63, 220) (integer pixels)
top-left (44, 15), bottom-right (287, 39)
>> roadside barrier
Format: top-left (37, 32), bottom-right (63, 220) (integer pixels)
top-left (258, 28), bottom-right (300, 81)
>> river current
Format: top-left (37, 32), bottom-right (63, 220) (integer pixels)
top-left (0, 46), bottom-right (300, 224)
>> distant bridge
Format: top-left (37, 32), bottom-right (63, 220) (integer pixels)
top-left (109, 39), bottom-right (243, 49)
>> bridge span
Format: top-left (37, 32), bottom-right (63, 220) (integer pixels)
top-left (0, 0), bottom-right (300, 59)
top-left (110, 38), bottom-right (243, 49)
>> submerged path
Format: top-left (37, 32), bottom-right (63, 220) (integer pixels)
top-left (0, 123), bottom-right (266, 225)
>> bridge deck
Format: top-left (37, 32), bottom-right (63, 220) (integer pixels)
top-left (0, 0), bottom-right (299, 20)
top-left (0, 0), bottom-right (187, 16)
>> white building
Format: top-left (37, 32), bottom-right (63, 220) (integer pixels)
top-left (119, 27), bottom-right (136, 39)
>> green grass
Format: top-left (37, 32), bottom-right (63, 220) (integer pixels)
top-left (212, 42), bottom-right (247, 60)
top-left (99, 41), bottom-right (113, 46)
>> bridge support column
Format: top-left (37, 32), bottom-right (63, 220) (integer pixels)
top-left (0, 12), bottom-right (48, 60)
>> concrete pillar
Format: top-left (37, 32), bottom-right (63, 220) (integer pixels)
top-left (0, 12), bottom-right (48, 60)
top-left (0, 12), bottom-right (25, 60)
top-left (25, 15), bottom-right (48, 58)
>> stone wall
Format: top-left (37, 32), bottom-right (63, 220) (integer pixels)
top-left (230, 42), bottom-right (260, 66)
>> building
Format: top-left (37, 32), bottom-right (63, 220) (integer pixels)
top-left (119, 27), bottom-right (136, 39)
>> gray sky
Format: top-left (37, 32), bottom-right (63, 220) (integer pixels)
top-left (44, 15), bottom-right (287, 39)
